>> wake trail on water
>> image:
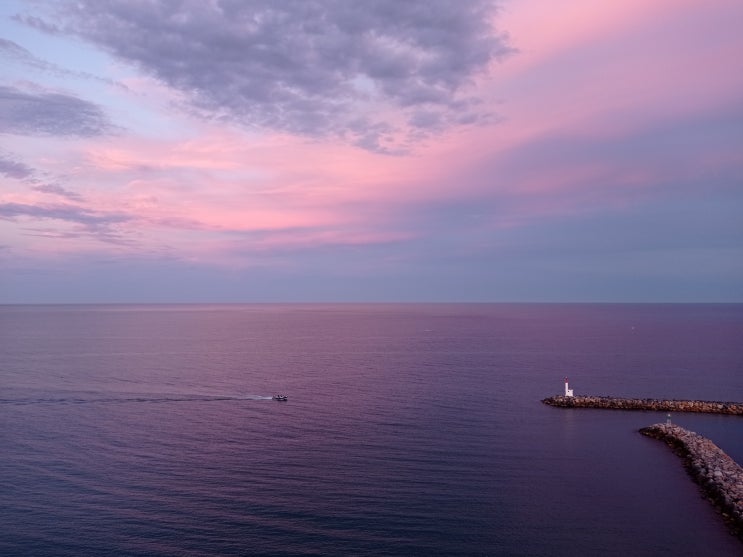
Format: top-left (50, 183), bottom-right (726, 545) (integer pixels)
top-left (0, 393), bottom-right (275, 406)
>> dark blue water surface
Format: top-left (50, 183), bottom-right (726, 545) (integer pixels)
top-left (1, 304), bottom-right (742, 556)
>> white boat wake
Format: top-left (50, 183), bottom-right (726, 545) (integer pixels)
top-left (1, 393), bottom-right (278, 406)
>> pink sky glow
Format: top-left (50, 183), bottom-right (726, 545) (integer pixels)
top-left (1, 0), bottom-right (741, 302)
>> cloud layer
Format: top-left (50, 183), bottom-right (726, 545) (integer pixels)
top-left (21, 0), bottom-right (512, 152)
top-left (0, 84), bottom-right (111, 136)
top-left (1, 0), bottom-right (741, 302)
top-left (0, 152), bottom-right (34, 179)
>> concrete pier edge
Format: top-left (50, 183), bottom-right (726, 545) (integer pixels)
top-left (640, 423), bottom-right (743, 540)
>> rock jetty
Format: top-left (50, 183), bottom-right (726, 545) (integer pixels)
top-left (640, 423), bottom-right (743, 539)
top-left (542, 395), bottom-right (743, 415)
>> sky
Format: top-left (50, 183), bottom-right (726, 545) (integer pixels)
top-left (1, 0), bottom-right (742, 303)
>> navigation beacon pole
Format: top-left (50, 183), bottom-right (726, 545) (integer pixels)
top-left (564, 377), bottom-right (574, 398)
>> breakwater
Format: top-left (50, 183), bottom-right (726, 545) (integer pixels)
top-left (640, 423), bottom-right (743, 539)
top-left (542, 395), bottom-right (743, 415)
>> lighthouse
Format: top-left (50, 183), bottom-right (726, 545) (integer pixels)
top-left (564, 377), bottom-right (574, 397)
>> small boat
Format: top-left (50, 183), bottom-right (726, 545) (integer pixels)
top-left (272, 394), bottom-right (288, 401)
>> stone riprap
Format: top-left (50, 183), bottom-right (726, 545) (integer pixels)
top-left (640, 423), bottom-right (743, 539)
top-left (542, 395), bottom-right (743, 415)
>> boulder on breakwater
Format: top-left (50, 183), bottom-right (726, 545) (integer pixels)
top-left (542, 395), bottom-right (743, 415)
top-left (640, 423), bottom-right (743, 539)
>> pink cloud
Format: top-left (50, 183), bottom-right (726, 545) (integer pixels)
top-left (500, 0), bottom-right (741, 129)
top-left (411, 0), bottom-right (743, 213)
top-left (0, 125), bottom-right (430, 264)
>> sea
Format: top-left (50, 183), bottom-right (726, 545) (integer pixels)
top-left (1, 303), bottom-right (741, 556)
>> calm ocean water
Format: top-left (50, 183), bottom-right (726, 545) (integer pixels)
top-left (1, 303), bottom-right (742, 556)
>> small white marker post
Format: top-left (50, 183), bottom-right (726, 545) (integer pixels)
top-left (666, 413), bottom-right (672, 425)
top-left (564, 377), bottom-right (574, 397)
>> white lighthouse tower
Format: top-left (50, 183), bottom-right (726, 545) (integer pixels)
top-left (564, 376), bottom-right (574, 397)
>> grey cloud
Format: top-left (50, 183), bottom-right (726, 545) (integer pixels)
top-left (0, 85), bottom-right (112, 137)
top-left (0, 201), bottom-right (128, 226)
top-left (0, 38), bottom-right (56, 73)
top-left (32, 183), bottom-right (84, 202)
top-left (0, 151), bottom-right (84, 200)
top-left (0, 37), bottom-right (126, 87)
top-left (0, 201), bottom-right (132, 245)
top-left (22, 0), bottom-right (512, 151)
top-left (11, 14), bottom-right (62, 35)
top-left (0, 38), bottom-right (32, 59)
top-left (408, 110), bottom-right (443, 129)
top-left (0, 153), bottom-right (34, 179)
